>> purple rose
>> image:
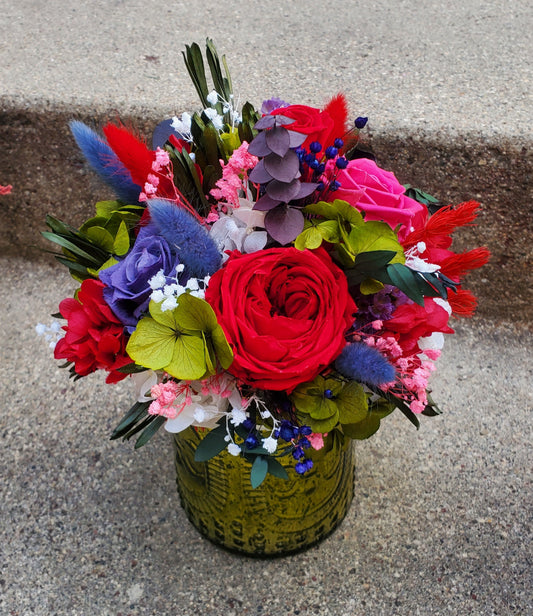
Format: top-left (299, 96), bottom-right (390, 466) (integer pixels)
top-left (99, 226), bottom-right (180, 331)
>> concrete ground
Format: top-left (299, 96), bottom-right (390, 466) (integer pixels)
top-left (0, 0), bottom-right (532, 614)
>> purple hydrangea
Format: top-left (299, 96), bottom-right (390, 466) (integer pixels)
top-left (99, 226), bottom-right (180, 332)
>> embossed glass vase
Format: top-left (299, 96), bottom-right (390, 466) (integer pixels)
top-left (173, 427), bottom-right (355, 556)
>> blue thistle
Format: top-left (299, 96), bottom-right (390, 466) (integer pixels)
top-left (148, 199), bottom-right (221, 277)
top-left (335, 342), bottom-right (396, 387)
top-left (69, 121), bottom-right (142, 204)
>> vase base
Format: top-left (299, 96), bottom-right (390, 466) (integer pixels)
top-left (174, 429), bottom-right (355, 557)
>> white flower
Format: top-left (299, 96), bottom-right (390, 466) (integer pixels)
top-left (35, 323), bottom-right (46, 335)
top-left (227, 443), bottom-right (241, 456)
top-left (229, 407), bottom-right (247, 426)
top-left (151, 289), bottom-right (165, 303)
top-left (209, 204), bottom-right (267, 262)
top-left (262, 436), bottom-right (278, 454)
top-left (185, 278), bottom-right (199, 292)
top-left (164, 384), bottom-right (231, 434)
top-left (419, 332), bottom-right (445, 352)
top-left (149, 269), bottom-right (167, 290)
top-left (171, 112), bottom-right (192, 138)
top-left (132, 370), bottom-right (159, 402)
top-left (161, 296), bottom-right (178, 312)
top-left (193, 407), bottom-right (207, 423)
top-left (206, 90), bottom-right (219, 106)
top-left (203, 107), bottom-right (224, 130)
top-left (405, 254), bottom-right (440, 273)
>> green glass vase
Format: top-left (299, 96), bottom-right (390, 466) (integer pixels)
top-left (173, 428), bottom-right (355, 557)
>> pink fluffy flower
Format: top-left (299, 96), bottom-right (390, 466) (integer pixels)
top-left (210, 142), bottom-right (258, 208)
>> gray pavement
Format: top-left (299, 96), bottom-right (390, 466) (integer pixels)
top-left (1, 0), bottom-right (532, 614)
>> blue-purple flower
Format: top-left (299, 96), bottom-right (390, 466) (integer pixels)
top-left (99, 226), bottom-right (181, 332)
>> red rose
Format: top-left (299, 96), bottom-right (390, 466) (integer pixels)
top-left (271, 104), bottom-right (335, 153)
top-left (333, 158), bottom-right (427, 242)
top-left (205, 247), bottom-right (356, 391)
top-left (54, 279), bottom-right (131, 383)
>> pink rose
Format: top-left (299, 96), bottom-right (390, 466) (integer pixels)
top-left (333, 158), bottom-right (427, 241)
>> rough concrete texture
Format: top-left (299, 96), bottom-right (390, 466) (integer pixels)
top-left (1, 257), bottom-right (532, 615)
top-left (1, 0), bottom-right (532, 614)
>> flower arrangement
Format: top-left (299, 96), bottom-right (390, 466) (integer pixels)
top-left (41, 40), bottom-right (489, 488)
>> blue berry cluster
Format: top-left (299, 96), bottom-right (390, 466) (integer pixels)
top-left (242, 417), bottom-right (261, 449)
top-left (295, 137), bottom-right (348, 197)
top-left (274, 420), bottom-right (314, 475)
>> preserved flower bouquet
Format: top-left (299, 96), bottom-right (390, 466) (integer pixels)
top-left (41, 40), bottom-right (489, 489)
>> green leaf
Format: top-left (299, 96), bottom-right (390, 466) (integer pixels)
top-left (210, 326), bottom-right (234, 369)
top-left (267, 458), bottom-right (289, 480)
top-left (318, 219), bottom-right (342, 243)
top-left (304, 200), bottom-right (364, 226)
top-left (342, 399), bottom-right (394, 440)
top-left (387, 263), bottom-right (425, 306)
top-left (115, 363), bottom-right (148, 374)
top-left (113, 220), bottom-right (130, 255)
top-left (174, 293), bottom-right (218, 331)
top-left (41, 232), bottom-right (103, 264)
top-left (85, 226), bottom-right (115, 252)
top-left (403, 185), bottom-right (440, 207)
top-left (377, 389), bottom-right (420, 430)
top-left (346, 221), bottom-right (404, 263)
top-left (45, 214), bottom-right (76, 235)
top-left (294, 225), bottom-right (323, 250)
top-left (250, 455), bottom-right (269, 489)
top-left (182, 43), bottom-right (209, 107)
top-left (110, 401), bottom-right (150, 440)
top-left (122, 414), bottom-right (158, 441)
top-left (54, 256), bottom-right (93, 277)
top-left (206, 38), bottom-right (231, 103)
top-left (134, 415), bottom-right (166, 449)
top-left (194, 423), bottom-right (228, 462)
top-left (165, 333), bottom-right (207, 380)
top-left (94, 200), bottom-right (118, 216)
top-left (126, 317), bottom-right (176, 370)
top-left (353, 250), bottom-right (396, 270)
top-left (360, 278), bottom-right (385, 294)
top-left (336, 381), bottom-right (368, 424)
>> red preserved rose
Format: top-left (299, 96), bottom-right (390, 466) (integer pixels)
top-left (205, 247), bottom-right (356, 391)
